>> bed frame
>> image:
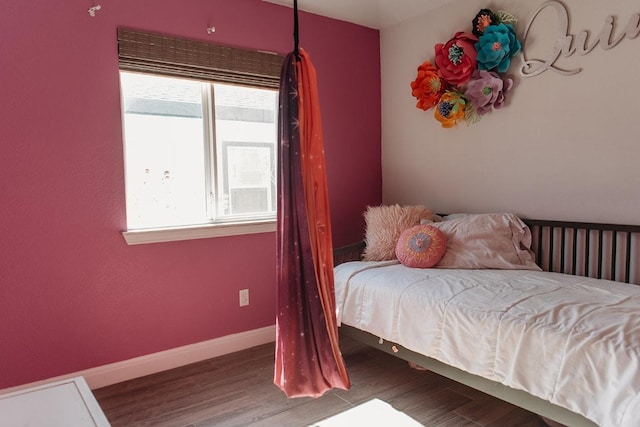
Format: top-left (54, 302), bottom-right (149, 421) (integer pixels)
top-left (333, 218), bottom-right (640, 427)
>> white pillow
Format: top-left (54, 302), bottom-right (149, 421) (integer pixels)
top-left (429, 213), bottom-right (541, 270)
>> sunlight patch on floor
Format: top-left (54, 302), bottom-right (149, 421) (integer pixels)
top-left (309, 398), bottom-right (424, 426)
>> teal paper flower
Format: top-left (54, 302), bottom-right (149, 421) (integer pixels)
top-left (475, 23), bottom-right (521, 73)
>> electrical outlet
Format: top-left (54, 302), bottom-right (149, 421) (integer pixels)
top-left (239, 289), bottom-right (249, 307)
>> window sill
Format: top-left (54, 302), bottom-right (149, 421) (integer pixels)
top-left (122, 220), bottom-right (276, 245)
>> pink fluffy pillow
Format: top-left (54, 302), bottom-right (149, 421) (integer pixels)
top-left (396, 224), bottom-right (447, 268)
top-left (363, 204), bottom-right (435, 261)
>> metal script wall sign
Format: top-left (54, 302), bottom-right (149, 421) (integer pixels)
top-left (520, 0), bottom-right (640, 77)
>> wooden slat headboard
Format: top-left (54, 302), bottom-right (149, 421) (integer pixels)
top-left (524, 219), bottom-right (640, 285)
top-left (332, 240), bottom-right (365, 266)
top-left (333, 219), bottom-right (640, 285)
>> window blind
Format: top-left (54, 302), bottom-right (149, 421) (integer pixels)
top-left (117, 28), bottom-right (283, 89)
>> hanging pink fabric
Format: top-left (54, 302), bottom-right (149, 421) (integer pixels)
top-left (274, 48), bottom-right (350, 397)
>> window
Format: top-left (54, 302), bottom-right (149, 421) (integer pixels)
top-left (117, 29), bottom-right (283, 244)
top-left (121, 73), bottom-right (278, 229)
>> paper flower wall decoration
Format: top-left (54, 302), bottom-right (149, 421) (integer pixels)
top-left (434, 32), bottom-right (478, 86)
top-left (476, 23), bottom-right (521, 73)
top-left (410, 8), bottom-right (521, 128)
top-left (434, 91), bottom-right (466, 128)
top-left (464, 70), bottom-right (512, 115)
top-left (410, 61), bottom-right (444, 111)
top-left (472, 9), bottom-right (497, 36)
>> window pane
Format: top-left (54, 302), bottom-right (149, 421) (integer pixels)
top-left (213, 84), bottom-right (277, 219)
top-left (120, 72), bottom-right (208, 229)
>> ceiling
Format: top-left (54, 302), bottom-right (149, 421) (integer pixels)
top-left (262, 0), bottom-right (455, 29)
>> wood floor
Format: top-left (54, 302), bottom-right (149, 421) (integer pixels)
top-left (94, 336), bottom-right (551, 427)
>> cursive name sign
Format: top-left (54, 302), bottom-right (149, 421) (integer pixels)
top-left (520, 0), bottom-right (640, 77)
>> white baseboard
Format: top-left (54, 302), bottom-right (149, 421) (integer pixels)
top-left (1, 325), bottom-right (276, 394)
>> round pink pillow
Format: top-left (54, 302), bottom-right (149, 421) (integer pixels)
top-left (395, 224), bottom-right (447, 268)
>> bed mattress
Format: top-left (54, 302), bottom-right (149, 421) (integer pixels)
top-left (334, 261), bottom-right (640, 427)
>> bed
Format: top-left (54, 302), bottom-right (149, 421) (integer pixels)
top-left (332, 210), bottom-right (640, 427)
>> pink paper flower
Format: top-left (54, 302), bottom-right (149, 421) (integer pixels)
top-left (434, 32), bottom-right (479, 86)
top-left (464, 70), bottom-right (513, 115)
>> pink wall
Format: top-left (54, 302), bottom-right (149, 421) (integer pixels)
top-left (0, 0), bottom-right (381, 389)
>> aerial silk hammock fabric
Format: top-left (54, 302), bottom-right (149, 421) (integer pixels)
top-left (274, 3), bottom-right (350, 398)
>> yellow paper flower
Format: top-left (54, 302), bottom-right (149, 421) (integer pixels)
top-left (434, 91), bottom-right (466, 128)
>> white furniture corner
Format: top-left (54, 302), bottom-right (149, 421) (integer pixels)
top-left (0, 376), bottom-right (110, 426)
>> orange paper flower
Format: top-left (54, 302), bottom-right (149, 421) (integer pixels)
top-left (434, 91), bottom-right (466, 128)
top-left (410, 61), bottom-right (444, 111)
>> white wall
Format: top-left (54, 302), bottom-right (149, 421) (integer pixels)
top-left (380, 0), bottom-right (640, 224)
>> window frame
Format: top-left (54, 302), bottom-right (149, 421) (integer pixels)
top-left (117, 29), bottom-right (283, 245)
top-left (122, 220), bottom-right (276, 245)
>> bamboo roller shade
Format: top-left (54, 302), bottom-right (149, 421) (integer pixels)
top-left (117, 28), bottom-right (283, 89)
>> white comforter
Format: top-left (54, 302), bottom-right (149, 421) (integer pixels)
top-left (334, 261), bottom-right (640, 427)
